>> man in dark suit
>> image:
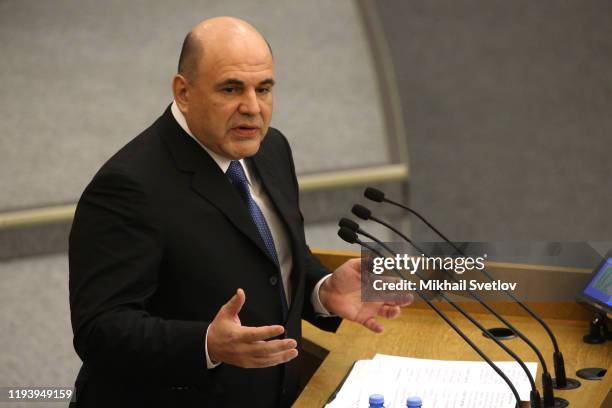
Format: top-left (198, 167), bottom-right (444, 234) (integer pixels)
top-left (69, 17), bottom-right (408, 407)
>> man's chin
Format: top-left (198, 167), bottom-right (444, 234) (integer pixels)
top-left (228, 140), bottom-right (262, 159)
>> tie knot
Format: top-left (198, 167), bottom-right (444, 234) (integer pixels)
top-left (226, 160), bottom-right (248, 188)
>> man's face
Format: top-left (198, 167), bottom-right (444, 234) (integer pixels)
top-left (179, 43), bottom-right (274, 160)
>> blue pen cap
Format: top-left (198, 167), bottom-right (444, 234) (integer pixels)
top-left (369, 394), bottom-right (385, 406)
top-left (406, 395), bottom-right (422, 407)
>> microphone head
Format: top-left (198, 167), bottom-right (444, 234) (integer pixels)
top-left (364, 187), bottom-right (385, 202)
top-left (338, 217), bottom-right (359, 232)
top-left (337, 227), bottom-right (358, 244)
top-left (351, 204), bottom-right (371, 220)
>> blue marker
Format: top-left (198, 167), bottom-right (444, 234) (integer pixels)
top-left (369, 394), bottom-right (385, 407)
top-left (406, 396), bottom-right (422, 407)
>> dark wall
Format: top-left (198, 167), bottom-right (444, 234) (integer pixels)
top-left (375, 0), bottom-right (612, 241)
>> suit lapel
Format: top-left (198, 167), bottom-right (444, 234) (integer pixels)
top-left (190, 171), bottom-right (276, 265)
top-left (159, 109), bottom-right (274, 265)
top-left (250, 150), bottom-right (304, 308)
top-left (250, 152), bottom-right (301, 252)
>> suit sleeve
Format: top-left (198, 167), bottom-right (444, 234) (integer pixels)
top-left (278, 132), bottom-right (342, 333)
top-left (69, 168), bottom-right (210, 384)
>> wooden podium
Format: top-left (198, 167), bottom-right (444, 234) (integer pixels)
top-left (293, 250), bottom-right (612, 407)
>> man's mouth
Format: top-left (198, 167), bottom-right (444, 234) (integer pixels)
top-left (232, 125), bottom-right (260, 137)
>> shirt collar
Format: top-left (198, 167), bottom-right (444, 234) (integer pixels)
top-left (170, 100), bottom-right (252, 185)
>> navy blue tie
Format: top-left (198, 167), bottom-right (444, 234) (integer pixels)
top-left (226, 160), bottom-right (289, 319)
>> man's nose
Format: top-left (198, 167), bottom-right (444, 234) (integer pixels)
top-left (238, 89), bottom-right (261, 116)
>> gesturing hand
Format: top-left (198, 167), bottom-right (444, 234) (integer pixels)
top-left (206, 289), bottom-right (298, 368)
top-left (319, 258), bottom-right (413, 333)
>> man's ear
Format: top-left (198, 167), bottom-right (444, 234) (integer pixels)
top-left (172, 74), bottom-right (190, 112)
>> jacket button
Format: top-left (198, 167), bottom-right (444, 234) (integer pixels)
top-left (269, 275), bottom-right (278, 286)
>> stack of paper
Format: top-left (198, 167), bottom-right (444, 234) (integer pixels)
top-left (325, 354), bottom-right (537, 408)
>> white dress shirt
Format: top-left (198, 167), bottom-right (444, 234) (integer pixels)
top-left (170, 102), bottom-right (332, 369)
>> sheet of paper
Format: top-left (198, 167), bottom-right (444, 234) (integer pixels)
top-left (373, 354), bottom-right (537, 400)
top-left (325, 355), bottom-right (538, 408)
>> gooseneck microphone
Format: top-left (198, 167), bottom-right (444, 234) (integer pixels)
top-left (364, 187), bottom-right (579, 393)
top-left (337, 227), bottom-right (524, 408)
top-left (351, 205), bottom-right (424, 253)
top-left (351, 203), bottom-right (562, 407)
top-left (339, 223), bottom-right (543, 407)
top-left (364, 187), bottom-right (454, 245)
top-left (339, 218), bottom-right (395, 254)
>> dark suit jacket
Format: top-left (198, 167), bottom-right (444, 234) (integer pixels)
top-left (68, 106), bottom-right (341, 408)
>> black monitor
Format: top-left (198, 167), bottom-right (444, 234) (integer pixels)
top-left (577, 251), bottom-right (612, 316)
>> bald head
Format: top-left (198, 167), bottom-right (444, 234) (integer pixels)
top-left (172, 16), bottom-right (275, 160)
top-left (178, 17), bottom-right (272, 83)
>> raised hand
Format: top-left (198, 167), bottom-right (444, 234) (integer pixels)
top-left (207, 288), bottom-right (298, 368)
top-left (319, 258), bottom-right (412, 333)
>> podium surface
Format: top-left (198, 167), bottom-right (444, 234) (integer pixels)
top-left (294, 250), bottom-right (612, 407)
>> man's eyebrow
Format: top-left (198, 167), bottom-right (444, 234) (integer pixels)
top-left (217, 78), bottom-right (245, 87)
top-left (216, 78), bottom-right (275, 87)
top-left (259, 78), bottom-right (275, 86)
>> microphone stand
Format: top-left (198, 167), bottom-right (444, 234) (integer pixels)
top-left (364, 187), bottom-right (581, 394)
top-left (348, 207), bottom-right (562, 408)
top-left (337, 228), bottom-right (524, 408)
top-left (340, 226), bottom-right (542, 407)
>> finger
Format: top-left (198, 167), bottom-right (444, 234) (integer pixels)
top-left (362, 316), bottom-right (384, 333)
top-left (399, 293), bottom-right (414, 306)
top-left (255, 348), bottom-right (299, 367)
top-left (377, 304), bottom-right (392, 319)
top-left (387, 292), bottom-right (414, 307)
top-left (378, 304), bottom-right (401, 319)
top-left (223, 288), bottom-right (246, 317)
top-left (239, 324), bottom-right (285, 342)
top-left (250, 338), bottom-right (297, 357)
top-left (348, 258), bottom-right (361, 270)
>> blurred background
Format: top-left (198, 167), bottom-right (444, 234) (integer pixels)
top-left (0, 0), bottom-right (610, 405)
